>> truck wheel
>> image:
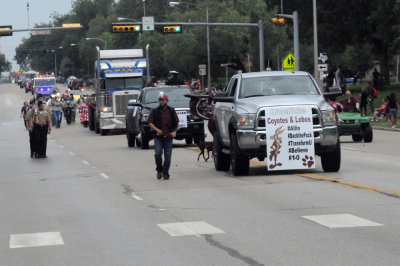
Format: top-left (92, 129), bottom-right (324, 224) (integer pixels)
top-left (321, 141), bottom-right (341, 172)
top-left (127, 131), bottom-right (136, 147)
top-left (88, 108), bottom-right (94, 131)
top-left (213, 134), bottom-right (230, 171)
top-left (230, 132), bottom-right (249, 176)
top-left (362, 124), bottom-right (373, 143)
top-left (100, 129), bottom-right (108, 136)
top-left (185, 137), bottom-right (193, 145)
top-left (351, 133), bottom-right (362, 142)
top-left (141, 133), bottom-right (149, 149)
top-left (95, 121), bottom-right (100, 134)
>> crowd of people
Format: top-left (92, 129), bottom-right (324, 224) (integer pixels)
top-left (21, 93), bottom-right (82, 158)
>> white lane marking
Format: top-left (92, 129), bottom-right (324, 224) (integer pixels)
top-left (59, 145), bottom-right (64, 148)
top-left (10, 232), bottom-right (64, 248)
top-left (100, 173), bottom-right (109, 179)
top-left (82, 160), bottom-right (89, 165)
top-left (130, 193), bottom-right (143, 201)
top-left (157, 221), bottom-right (225, 237)
top-left (342, 147), bottom-right (360, 151)
top-left (91, 166), bottom-right (96, 169)
top-left (302, 214), bottom-right (383, 228)
top-left (69, 152), bottom-right (75, 156)
top-left (159, 208), bottom-right (166, 211)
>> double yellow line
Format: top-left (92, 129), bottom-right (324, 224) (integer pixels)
top-left (296, 173), bottom-right (400, 198)
top-left (187, 146), bottom-right (400, 198)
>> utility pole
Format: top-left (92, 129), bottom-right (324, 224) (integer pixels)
top-left (27, 2), bottom-right (30, 32)
top-left (313, 0), bottom-right (319, 83)
top-left (206, 7), bottom-right (211, 89)
top-left (274, 11), bottom-right (299, 71)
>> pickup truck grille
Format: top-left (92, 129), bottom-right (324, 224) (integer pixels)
top-left (113, 93), bottom-right (140, 116)
top-left (256, 107), bottom-right (321, 129)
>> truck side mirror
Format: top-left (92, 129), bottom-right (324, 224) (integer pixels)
top-left (213, 92), bottom-right (234, 103)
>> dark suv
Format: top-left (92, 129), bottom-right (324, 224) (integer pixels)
top-left (125, 86), bottom-right (205, 149)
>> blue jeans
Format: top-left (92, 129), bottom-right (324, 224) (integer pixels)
top-left (154, 137), bottom-right (173, 175)
top-left (54, 111), bottom-right (61, 127)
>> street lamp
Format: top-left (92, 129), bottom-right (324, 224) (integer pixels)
top-left (221, 63), bottom-right (233, 84)
top-left (70, 44), bottom-right (79, 76)
top-left (51, 46), bottom-right (63, 77)
top-left (169, 1), bottom-right (211, 89)
top-left (86, 37), bottom-right (107, 49)
top-left (117, 17), bottom-right (140, 22)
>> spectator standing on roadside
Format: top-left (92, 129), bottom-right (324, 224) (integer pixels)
top-left (360, 87), bottom-right (369, 116)
top-left (335, 65), bottom-right (346, 94)
top-left (147, 94), bottom-right (179, 180)
top-left (367, 82), bottom-right (376, 114)
top-left (372, 68), bottom-right (381, 88)
top-left (387, 93), bottom-right (399, 128)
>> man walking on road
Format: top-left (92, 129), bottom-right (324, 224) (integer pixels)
top-left (148, 94), bottom-right (179, 180)
top-left (32, 101), bottom-right (52, 158)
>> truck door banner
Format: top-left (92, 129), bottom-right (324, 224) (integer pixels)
top-left (176, 110), bottom-right (188, 128)
top-left (265, 106), bottom-right (315, 170)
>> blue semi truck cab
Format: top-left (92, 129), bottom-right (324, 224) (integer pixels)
top-left (88, 48), bottom-right (148, 135)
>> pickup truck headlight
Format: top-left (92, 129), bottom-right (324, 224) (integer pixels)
top-left (101, 107), bottom-right (112, 112)
top-left (237, 114), bottom-right (256, 128)
top-left (321, 110), bottom-right (336, 125)
top-left (141, 113), bottom-right (150, 121)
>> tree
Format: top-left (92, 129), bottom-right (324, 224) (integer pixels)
top-left (0, 53), bottom-right (11, 73)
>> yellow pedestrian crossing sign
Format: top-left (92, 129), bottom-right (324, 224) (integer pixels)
top-left (283, 53), bottom-right (295, 71)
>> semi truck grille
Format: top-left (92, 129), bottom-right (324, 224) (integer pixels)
top-left (113, 93), bottom-right (139, 116)
top-left (256, 107), bottom-right (321, 129)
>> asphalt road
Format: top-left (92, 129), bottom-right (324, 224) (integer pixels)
top-left (1, 83), bottom-right (400, 265)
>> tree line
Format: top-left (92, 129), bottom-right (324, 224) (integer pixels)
top-left (14, 0), bottom-right (400, 85)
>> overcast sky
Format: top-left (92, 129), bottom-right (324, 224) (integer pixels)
top-left (0, 0), bottom-right (72, 73)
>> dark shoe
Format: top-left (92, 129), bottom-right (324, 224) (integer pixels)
top-left (156, 172), bottom-right (162, 180)
top-left (34, 153), bottom-right (40, 158)
top-left (163, 174), bottom-right (170, 180)
top-left (30, 152), bottom-right (34, 158)
top-left (42, 155), bottom-right (47, 159)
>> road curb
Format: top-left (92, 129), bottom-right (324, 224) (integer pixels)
top-left (372, 126), bottom-right (400, 132)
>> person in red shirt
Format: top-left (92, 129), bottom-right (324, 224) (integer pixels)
top-left (339, 90), bottom-right (360, 112)
top-left (147, 94), bottom-right (179, 180)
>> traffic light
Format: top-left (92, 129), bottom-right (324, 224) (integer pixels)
top-left (162, 25), bottom-right (182, 34)
top-left (0, 25), bottom-right (12, 36)
top-left (112, 24), bottom-right (142, 33)
top-left (271, 17), bottom-right (285, 24)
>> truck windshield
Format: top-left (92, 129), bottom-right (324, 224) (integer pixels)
top-left (239, 75), bottom-right (320, 98)
top-left (144, 87), bottom-right (191, 103)
top-left (34, 79), bottom-right (56, 87)
top-left (107, 77), bottom-right (142, 90)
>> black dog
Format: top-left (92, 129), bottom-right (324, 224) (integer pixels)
top-left (197, 141), bottom-right (213, 162)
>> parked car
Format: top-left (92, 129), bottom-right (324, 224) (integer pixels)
top-left (125, 85), bottom-right (205, 149)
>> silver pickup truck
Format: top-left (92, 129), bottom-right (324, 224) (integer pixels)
top-left (212, 71), bottom-right (341, 176)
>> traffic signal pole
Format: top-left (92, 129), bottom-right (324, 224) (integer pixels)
top-left (275, 12), bottom-right (299, 71)
top-left (122, 21), bottom-right (265, 72)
